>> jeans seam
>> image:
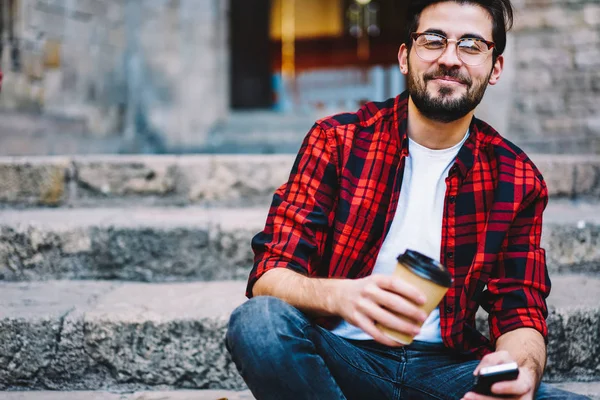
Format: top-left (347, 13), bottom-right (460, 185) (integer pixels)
top-left (395, 359), bottom-right (406, 400)
top-left (318, 329), bottom-right (399, 384)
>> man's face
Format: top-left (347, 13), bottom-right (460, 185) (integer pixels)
top-left (398, 2), bottom-right (504, 123)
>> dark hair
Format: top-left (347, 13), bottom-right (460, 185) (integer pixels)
top-left (404, 0), bottom-right (514, 58)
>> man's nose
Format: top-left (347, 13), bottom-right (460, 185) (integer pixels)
top-left (437, 42), bottom-right (462, 69)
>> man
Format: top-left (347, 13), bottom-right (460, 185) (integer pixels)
top-left (227, 1), bottom-right (588, 399)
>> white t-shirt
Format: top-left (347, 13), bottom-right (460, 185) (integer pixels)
top-left (332, 131), bottom-right (469, 342)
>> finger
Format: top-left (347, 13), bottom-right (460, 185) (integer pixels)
top-left (461, 391), bottom-right (517, 400)
top-left (356, 298), bottom-right (422, 338)
top-left (374, 275), bottom-right (427, 306)
top-left (363, 284), bottom-right (428, 323)
top-left (473, 351), bottom-right (514, 375)
top-left (353, 312), bottom-right (404, 347)
top-left (492, 377), bottom-right (532, 397)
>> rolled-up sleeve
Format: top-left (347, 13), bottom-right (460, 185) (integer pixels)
top-left (246, 123), bottom-right (339, 298)
top-left (486, 179), bottom-right (551, 343)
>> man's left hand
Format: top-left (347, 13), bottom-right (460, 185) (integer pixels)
top-left (461, 350), bottom-right (537, 400)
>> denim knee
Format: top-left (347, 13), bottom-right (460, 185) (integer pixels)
top-left (226, 296), bottom-right (310, 360)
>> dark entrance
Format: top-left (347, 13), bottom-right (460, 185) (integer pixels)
top-left (229, 0), bottom-right (273, 110)
top-left (229, 0), bottom-right (407, 111)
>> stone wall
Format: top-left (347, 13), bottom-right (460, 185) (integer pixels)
top-left (0, 0), bottom-right (229, 152)
top-left (508, 0), bottom-right (600, 153)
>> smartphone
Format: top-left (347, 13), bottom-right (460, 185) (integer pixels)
top-left (473, 362), bottom-right (520, 396)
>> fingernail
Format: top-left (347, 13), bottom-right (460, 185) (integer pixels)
top-left (413, 327), bottom-right (421, 335)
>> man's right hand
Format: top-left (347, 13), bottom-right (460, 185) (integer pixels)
top-left (332, 275), bottom-right (428, 347)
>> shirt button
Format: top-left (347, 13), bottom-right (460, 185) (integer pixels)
top-left (447, 252), bottom-right (454, 259)
top-left (449, 196), bottom-right (456, 204)
top-left (445, 305), bottom-right (454, 313)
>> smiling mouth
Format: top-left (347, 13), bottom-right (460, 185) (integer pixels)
top-left (432, 77), bottom-right (467, 85)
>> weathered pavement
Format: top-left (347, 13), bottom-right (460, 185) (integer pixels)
top-left (0, 276), bottom-right (599, 391)
top-left (1, 201), bottom-right (600, 281)
top-left (0, 385), bottom-right (599, 399)
top-left (0, 391), bottom-right (255, 400)
top-left (0, 154), bottom-right (599, 208)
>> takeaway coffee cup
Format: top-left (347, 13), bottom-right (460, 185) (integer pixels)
top-left (376, 249), bottom-right (453, 345)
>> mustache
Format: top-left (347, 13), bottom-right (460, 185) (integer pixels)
top-left (424, 69), bottom-right (472, 86)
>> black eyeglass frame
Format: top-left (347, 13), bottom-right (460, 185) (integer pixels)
top-left (410, 32), bottom-right (496, 65)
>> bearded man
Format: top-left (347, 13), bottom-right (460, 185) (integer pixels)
top-left (226, 1), bottom-right (589, 399)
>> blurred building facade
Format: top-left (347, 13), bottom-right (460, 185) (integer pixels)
top-left (0, 0), bottom-right (598, 154)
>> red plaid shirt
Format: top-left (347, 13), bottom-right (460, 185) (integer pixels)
top-left (248, 91), bottom-right (551, 357)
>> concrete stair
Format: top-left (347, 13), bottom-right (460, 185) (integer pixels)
top-left (1, 387), bottom-right (599, 400)
top-left (0, 391), bottom-right (255, 400)
top-left (1, 201), bottom-right (600, 282)
top-left (0, 207), bottom-right (266, 282)
top-left (0, 155), bottom-right (600, 209)
top-left (0, 276), bottom-right (599, 392)
top-left (0, 154), bottom-right (599, 398)
top-left (203, 111), bottom-right (317, 154)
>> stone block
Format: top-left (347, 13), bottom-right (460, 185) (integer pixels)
top-left (515, 48), bottom-right (574, 70)
top-left (74, 156), bottom-right (179, 199)
top-left (515, 6), bottom-right (586, 31)
top-left (0, 207), bottom-right (265, 282)
top-left (584, 4), bottom-right (600, 26)
top-left (0, 159), bottom-right (69, 206)
top-left (185, 155), bottom-right (292, 207)
top-left (543, 223), bottom-right (600, 275)
top-left (574, 161), bottom-right (600, 197)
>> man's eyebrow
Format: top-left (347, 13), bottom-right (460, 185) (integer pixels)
top-left (422, 28), bottom-right (446, 36)
top-left (422, 28), bottom-right (488, 41)
top-left (461, 33), bottom-right (487, 41)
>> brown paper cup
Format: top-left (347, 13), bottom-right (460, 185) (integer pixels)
top-left (375, 250), bottom-right (453, 345)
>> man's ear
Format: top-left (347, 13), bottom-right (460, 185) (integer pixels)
top-left (398, 44), bottom-right (409, 76)
top-left (488, 54), bottom-right (504, 86)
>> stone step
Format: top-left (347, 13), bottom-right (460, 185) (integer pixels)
top-left (0, 390), bottom-right (255, 400)
top-left (0, 154), bottom-right (599, 208)
top-left (203, 111), bottom-right (317, 154)
top-left (550, 382), bottom-right (600, 399)
top-left (0, 276), bottom-right (598, 391)
top-left (0, 384), bottom-right (599, 399)
top-left (0, 207), bottom-right (266, 282)
top-left (1, 202), bottom-right (600, 282)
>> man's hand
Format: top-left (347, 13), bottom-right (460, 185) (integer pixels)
top-left (462, 350), bottom-right (537, 400)
top-left (333, 274), bottom-right (428, 347)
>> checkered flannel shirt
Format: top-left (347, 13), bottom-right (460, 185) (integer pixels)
top-left (248, 91), bottom-right (551, 357)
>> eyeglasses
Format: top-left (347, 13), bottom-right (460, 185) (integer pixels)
top-left (411, 32), bottom-right (495, 66)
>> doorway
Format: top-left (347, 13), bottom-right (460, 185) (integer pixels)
top-left (229, 0), bottom-right (407, 112)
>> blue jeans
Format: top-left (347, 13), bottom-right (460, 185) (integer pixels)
top-left (226, 296), bottom-right (590, 400)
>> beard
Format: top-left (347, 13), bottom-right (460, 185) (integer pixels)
top-left (407, 60), bottom-right (491, 123)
